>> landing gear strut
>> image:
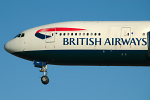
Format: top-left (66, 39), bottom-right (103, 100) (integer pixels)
top-left (40, 65), bottom-right (49, 85)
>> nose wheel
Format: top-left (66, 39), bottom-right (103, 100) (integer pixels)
top-left (41, 76), bottom-right (49, 84)
top-left (40, 65), bottom-right (49, 85)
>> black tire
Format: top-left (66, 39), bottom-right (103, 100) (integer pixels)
top-left (41, 76), bottom-right (49, 85)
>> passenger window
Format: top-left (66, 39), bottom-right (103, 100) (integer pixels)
top-left (94, 33), bottom-right (97, 36)
top-left (60, 33), bottom-right (62, 36)
top-left (75, 33), bottom-right (77, 36)
top-left (98, 33), bottom-right (101, 36)
top-left (52, 33), bottom-right (53, 36)
top-left (67, 33), bottom-right (69, 36)
top-left (91, 33), bottom-right (93, 36)
top-left (71, 33), bottom-right (73, 36)
top-left (87, 33), bottom-right (89, 36)
top-left (83, 33), bottom-right (85, 36)
top-left (63, 33), bottom-right (65, 36)
top-left (79, 33), bottom-right (81, 36)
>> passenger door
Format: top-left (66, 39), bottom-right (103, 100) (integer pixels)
top-left (120, 27), bottom-right (131, 49)
top-left (45, 31), bottom-right (55, 43)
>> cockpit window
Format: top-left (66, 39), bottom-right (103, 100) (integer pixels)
top-left (17, 34), bottom-right (21, 37)
top-left (14, 33), bottom-right (25, 38)
top-left (14, 34), bottom-right (21, 38)
top-left (21, 33), bottom-right (25, 37)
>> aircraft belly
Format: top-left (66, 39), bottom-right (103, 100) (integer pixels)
top-left (12, 50), bottom-right (150, 66)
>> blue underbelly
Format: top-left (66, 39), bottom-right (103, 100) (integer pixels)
top-left (12, 50), bottom-right (150, 66)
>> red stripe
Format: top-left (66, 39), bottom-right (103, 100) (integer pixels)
top-left (36, 27), bottom-right (86, 33)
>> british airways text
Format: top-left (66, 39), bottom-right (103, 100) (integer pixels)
top-left (63, 38), bottom-right (147, 46)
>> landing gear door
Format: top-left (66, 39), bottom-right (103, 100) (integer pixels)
top-left (147, 32), bottom-right (150, 57)
top-left (45, 31), bottom-right (55, 43)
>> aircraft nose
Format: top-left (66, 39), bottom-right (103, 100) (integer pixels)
top-left (4, 38), bottom-right (21, 53)
top-left (4, 41), bottom-right (12, 53)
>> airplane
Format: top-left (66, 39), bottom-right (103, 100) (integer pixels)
top-left (4, 21), bottom-right (150, 85)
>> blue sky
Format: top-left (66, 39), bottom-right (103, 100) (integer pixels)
top-left (1, 0), bottom-right (150, 100)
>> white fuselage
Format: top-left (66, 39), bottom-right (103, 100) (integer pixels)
top-left (4, 21), bottom-right (150, 66)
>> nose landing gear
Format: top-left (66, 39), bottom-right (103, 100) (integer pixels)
top-left (40, 65), bottom-right (49, 85)
top-left (33, 60), bottom-right (49, 85)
